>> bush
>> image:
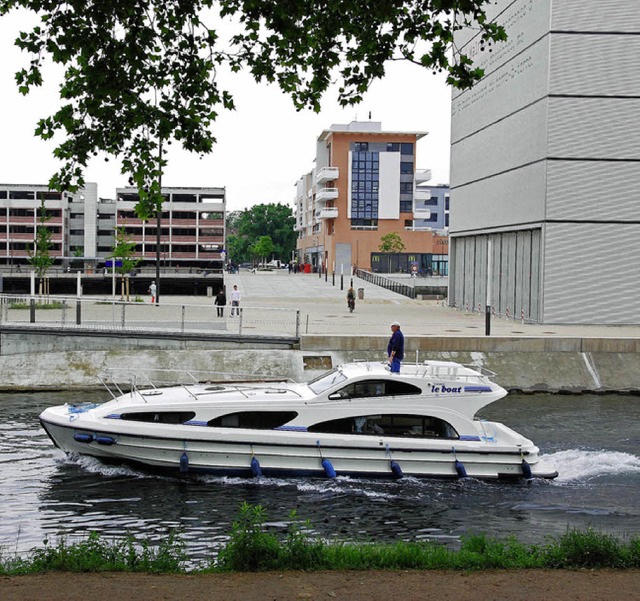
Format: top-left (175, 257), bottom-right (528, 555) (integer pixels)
top-left (543, 528), bottom-right (630, 569)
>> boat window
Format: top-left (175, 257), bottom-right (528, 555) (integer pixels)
top-left (308, 413), bottom-right (458, 439)
top-left (307, 368), bottom-right (348, 394)
top-left (119, 411), bottom-right (196, 424)
top-left (207, 411), bottom-right (298, 429)
top-left (328, 379), bottom-right (421, 400)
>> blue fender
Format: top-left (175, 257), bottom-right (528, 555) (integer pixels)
top-left (321, 458), bottom-right (336, 478)
top-left (455, 459), bottom-right (468, 478)
top-left (95, 435), bottom-right (115, 446)
top-left (251, 457), bottom-right (262, 477)
top-left (390, 460), bottom-right (403, 479)
top-left (180, 452), bottom-right (189, 474)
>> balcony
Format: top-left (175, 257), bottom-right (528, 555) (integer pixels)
top-left (415, 169), bottom-right (432, 184)
top-left (318, 207), bottom-right (338, 219)
top-left (316, 187), bottom-right (339, 203)
top-left (414, 189), bottom-right (431, 201)
top-left (315, 166), bottom-right (339, 185)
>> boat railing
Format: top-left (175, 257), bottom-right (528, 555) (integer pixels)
top-left (97, 367), bottom-right (295, 401)
top-left (409, 363), bottom-right (497, 383)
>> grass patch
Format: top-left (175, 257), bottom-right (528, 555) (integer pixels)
top-left (1, 504), bottom-right (639, 575)
top-left (1, 532), bottom-right (187, 575)
top-left (8, 301), bottom-right (65, 310)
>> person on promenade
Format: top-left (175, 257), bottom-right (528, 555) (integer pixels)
top-left (148, 281), bottom-right (156, 304)
top-left (387, 321), bottom-right (404, 373)
top-left (230, 284), bottom-right (241, 316)
top-left (214, 288), bottom-right (226, 317)
top-left (346, 286), bottom-right (356, 312)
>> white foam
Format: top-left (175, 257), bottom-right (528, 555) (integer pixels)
top-left (543, 449), bottom-right (640, 482)
top-left (65, 454), bottom-right (146, 478)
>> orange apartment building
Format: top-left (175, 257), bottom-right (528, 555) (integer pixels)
top-left (294, 121), bottom-right (448, 274)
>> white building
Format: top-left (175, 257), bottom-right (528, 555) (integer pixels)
top-left (449, 0), bottom-right (640, 324)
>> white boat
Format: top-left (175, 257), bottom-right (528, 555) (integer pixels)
top-left (39, 361), bottom-right (558, 480)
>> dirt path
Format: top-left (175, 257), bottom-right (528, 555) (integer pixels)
top-left (2, 570), bottom-right (640, 601)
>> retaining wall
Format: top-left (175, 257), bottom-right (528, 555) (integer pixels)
top-left (1, 328), bottom-right (640, 392)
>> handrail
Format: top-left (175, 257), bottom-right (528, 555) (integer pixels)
top-left (355, 269), bottom-right (416, 299)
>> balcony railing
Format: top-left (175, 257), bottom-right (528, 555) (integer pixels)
top-left (318, 207), bottom-right (338, 219)
top-left (414, 169), bottom-right (432, 184)
top-left (316, 187), bottom-right (339, 203)
top-left (315, 166), bottom-right (339, 185)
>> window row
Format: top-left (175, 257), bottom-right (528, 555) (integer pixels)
top-left (116, 410), bottom-right (458, 439)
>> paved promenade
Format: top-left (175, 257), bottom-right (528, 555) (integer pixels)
top-left (171, 269), bottom-right (640, 338)
top-left (5, 269), bottom-right (639, 339)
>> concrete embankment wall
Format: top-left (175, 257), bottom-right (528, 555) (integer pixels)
top-left (1, 328), bottom-right (640, 393)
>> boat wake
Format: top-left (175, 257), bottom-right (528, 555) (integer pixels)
top-left (59, 452), bottom-right (149, 479)
top-left (543, 449), bottom-right (640, 482)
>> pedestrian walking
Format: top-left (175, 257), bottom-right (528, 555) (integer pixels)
top-left (214, 288), bottom-right (226, 317)
top-left (230, 284), bottom-right (241, 316)
top-left (148, 281), bottom-right (157, 304)
top-left (387, 321), bottom-right (404, 373)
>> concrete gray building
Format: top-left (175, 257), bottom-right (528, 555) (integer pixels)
top-left (449, 0), bottom-right (640, 324)
top-left (0, 183), bottom-right (225, 272)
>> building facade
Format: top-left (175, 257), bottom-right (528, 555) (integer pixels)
top-left (0, 183), bottom-right (225, 271)
top-left (449, 0), bottom-right (640, 324)
top-left (115, 187), bottom-right (225, 269)
top-left (295, 121), bottom-right (449, 273)
top-left (0, 183), bottom-right (93, 269)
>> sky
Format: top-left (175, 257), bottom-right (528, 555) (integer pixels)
top-left (0, 11), bottom-right (453, 214)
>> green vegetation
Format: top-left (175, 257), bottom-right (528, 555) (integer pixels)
top-left (8, 301), bottom-right (65, 310)
top-left (227, 204), bottom-right (296, 265)
top-left (1, 1), bottom-right (505, 217)
top-left (378, 232), bottom-right (406, 254)
top-left (1, 532), bottom-right (186, 575)
top-left (28, 199), bottom-right (54, 294)
top-left (1, 504), bottom-right (639, 575)
top-left (110, 227), bottom-right (141, 301)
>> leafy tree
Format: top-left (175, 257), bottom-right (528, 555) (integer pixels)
top-left (379, 232), bottom-right (406, 254)
top-left (225, 211), bottom-right (244, 236)
top-left (250, 235), bottom-right (275, 266)
top-left (28, 199), bottom-right (54, 294)
top-left (226, 233), bottom-right (252, 266)
top-left (71, 247), bottom-right (84, 269)
top-left (1, 1), bottom-right (506, 218)
top-left (228, 203), bottom-right (296, 265)
top-left (110, 227), bottom-right (140, 301)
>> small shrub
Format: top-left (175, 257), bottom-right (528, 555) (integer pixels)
top-left (216, 502), bottom-right (281, 571)
top-left (9, 301), bottom-right (64, 310)
top-left (544, 528), bottom-right (628, 569)
top-left (280, 511), bottom-right (326, 570)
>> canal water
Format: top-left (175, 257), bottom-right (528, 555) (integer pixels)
top-left (1, 391), bottom-right (638, 563)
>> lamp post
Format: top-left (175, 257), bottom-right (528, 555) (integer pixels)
top-left (154, 140), bottom-right (163, 306)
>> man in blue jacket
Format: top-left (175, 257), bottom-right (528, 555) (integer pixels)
top-left (387, 321), bottom-right (404, 373)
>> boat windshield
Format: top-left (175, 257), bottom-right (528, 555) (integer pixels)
top-left (307, 368), bottom-right (348, 394)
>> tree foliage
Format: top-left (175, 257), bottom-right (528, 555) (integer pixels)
top-left (110, 227), bottom-right (140, 275)
top-left (226, 203), bottom-right (296, 264)
top-left (379, 232), bottom-right (406, 254)
top-left (28, 199), bottom-right (54, 280)
top-left (109, 227), bottom-right (140, 301)
top-left (250, 235), bottom-right (275, 263)
top-left (1, 1), bottom-right (506, 217)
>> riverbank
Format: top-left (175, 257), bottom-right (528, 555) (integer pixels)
top-left (4, 269), bottom-right (640, 391)
top-left (3, 570), bottom-right (640, 601)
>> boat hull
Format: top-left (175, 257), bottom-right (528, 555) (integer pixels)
top-left (40, 416), bottom-right (558, 481)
